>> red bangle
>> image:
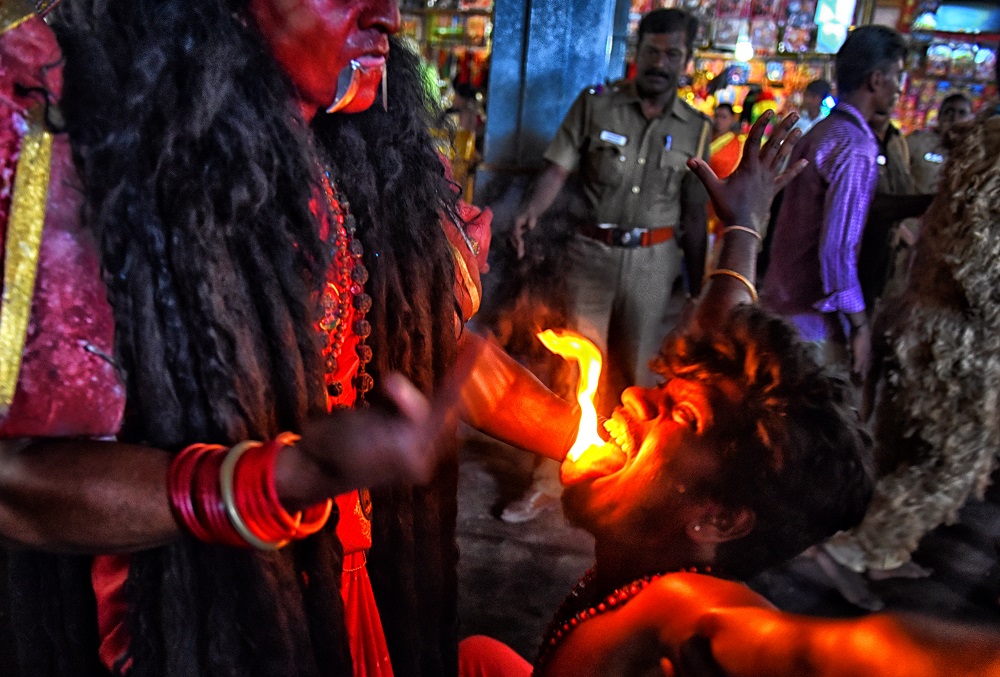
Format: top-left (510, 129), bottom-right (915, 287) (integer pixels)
top-left (169, 433), bottom-right (332, 548)
top-left (194, 446), bottom-right (244, 547)
top-left (233, 433), bottom-right (332, 541)
top-left (238, 436), bottom-right (301, 540)
top-left (169, 443), bottom-right (223, 543)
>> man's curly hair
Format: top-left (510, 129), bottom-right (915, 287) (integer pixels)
top-left (652, 305), bottom-right (874, 579)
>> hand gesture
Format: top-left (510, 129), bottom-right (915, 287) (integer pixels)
top-left (510, 210), bottom-right (537, 260)
top-left (687, 110), bottom-right (808, 233)
top-left (277, 343), bottom-right (481, 507)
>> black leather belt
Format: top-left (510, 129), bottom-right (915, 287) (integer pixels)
top-left (579, 223), bottom-right (676, 248)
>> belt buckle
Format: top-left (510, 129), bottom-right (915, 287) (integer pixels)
top-left (612, 227), bottom-right (643, 248)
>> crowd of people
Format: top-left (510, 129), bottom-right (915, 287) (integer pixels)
top-left (0, 0), bottom-right (998, 676)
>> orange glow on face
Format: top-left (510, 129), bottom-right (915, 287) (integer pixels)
top-left (537, 329), bottom-right (605, 462)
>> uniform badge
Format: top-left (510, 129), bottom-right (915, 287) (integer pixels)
top-left (599, 130), bottom-right (627, 147)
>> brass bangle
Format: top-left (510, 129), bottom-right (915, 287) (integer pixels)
top-left (722, 225), bottom-right (762, 241)
top-left (219, 440), bottom-right (289, 551)
top-left (709, 269), bottom-right (758, 303)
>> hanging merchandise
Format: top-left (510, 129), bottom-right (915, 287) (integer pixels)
top-left (400, 0), bottom-right (493, 199)
top-left (894, 0), bottom-right (999, 133)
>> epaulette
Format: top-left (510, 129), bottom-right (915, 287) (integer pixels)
top-left (681, 99), bottom-right (713, 126)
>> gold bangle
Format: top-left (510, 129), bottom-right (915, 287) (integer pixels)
top-left (709, 269), bottom-right (758, 303)
top-left (219, 440), bottom-right (289, 551)
top-left (723, 225), bottom-right (762, 241)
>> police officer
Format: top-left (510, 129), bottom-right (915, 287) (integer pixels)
top-left (512, 8), bottom-right (711, 404)
top-left (907, 93), bottom-right (973, 195)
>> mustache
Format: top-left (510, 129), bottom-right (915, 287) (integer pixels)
top-left (643, 69), bottom-right (673, 79)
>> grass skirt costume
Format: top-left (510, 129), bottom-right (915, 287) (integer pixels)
top-left (826, 113), bottom-right (1000, 572)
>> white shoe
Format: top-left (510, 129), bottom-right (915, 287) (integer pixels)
top-left (500, 490), bottom-right (560, 523)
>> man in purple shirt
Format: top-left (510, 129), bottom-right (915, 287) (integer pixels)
top-left (761, 26), bottom-right (906, 379)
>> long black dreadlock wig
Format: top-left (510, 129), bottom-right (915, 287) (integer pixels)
top-left (6, 0), bottom-right (460, 674)
top-left (313, 37), bottom-right (462, 677)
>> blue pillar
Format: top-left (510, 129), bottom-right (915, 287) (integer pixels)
top-left (476, 0), bottom-right (624, 200)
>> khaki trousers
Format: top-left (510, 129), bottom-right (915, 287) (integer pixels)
top-left (565, 232), bottom-right (681, 416)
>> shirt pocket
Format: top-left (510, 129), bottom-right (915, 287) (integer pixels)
top-left (585, 141), bottom-right (626, 188)
top-left (655, 148), bottom-right (688, 203)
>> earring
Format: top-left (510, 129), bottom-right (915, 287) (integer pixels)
top-left (692, 524), bottom-right (701, 532)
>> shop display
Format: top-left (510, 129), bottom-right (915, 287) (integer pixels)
top-left (631, 0), bottom-right (853, 58)
top-left (629, 0), bottom-right (832, 119)
top-left (400, 3), bottom-right (493, 91)
top-left (400, 1), bottom-right (493, 198)
top-left (895, 0), bottom-right (999, 133)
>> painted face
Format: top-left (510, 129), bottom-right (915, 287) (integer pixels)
top-left (249, 0), bottom-right (401, 116)
top-left (633, 31), bottom-right (689, 98)
top-left (562, 379), bottom-right (727, 542)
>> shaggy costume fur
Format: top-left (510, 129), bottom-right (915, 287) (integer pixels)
top-left (826, 114), bottom-right (1000, 572)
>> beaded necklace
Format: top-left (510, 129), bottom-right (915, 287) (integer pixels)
top-left (318, 170), bottom-right (373, 404)
top-left (535, 565), bottom-right (710, 668)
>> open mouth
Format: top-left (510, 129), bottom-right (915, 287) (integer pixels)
top-left (560, 409), bottom-right (638, 487)
top-left (603, 410), bottom-right (639, 462)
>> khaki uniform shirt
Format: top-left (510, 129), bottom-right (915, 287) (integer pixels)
top-left (544, 81), bottom-right (711, 230)
top-left (906, 129), bottom-right (946, 195)
top-left (878, 125), bottom-right (916, 195)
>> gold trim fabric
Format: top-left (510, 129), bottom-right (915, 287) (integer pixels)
top-left (449, 241), bottom-right (480, 315)
top-left (0, 106), bottom-right (52, 411)
top-left (0, 0), bottom-right (35, 34)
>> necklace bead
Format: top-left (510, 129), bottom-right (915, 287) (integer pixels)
top-left (535, 566), bottom-right (708, 668)
top-left (317, 171), bottom-right (372, 406)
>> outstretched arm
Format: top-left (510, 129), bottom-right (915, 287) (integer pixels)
top-left (685, 110), bottom-right (807, 332)
top-left (0, 375), bottom-right (445, 554)
top-left (458, 331), bottom-right (578, 461)
top-left (510, 162), bottom-right (570, 259)
top-left (698, 605), bottom-right (1000, 677)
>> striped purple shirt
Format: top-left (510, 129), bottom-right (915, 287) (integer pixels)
top-left (761, 102), bottom-right (879, 342)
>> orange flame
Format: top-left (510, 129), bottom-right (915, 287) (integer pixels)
top-left (537, 329), bottom-right (605, 461)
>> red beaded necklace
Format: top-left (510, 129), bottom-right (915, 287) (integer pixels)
top-left (535, 565), bottom-right (711, 668)
top-left (317, 170), bottom-right (372, 404)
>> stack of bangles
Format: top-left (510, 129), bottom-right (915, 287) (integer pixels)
top-left (168, 431), bottom-right (333, 550)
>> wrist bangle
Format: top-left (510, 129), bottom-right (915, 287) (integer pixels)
top-left (220, 440), bottom-right (288, 550)
top-left (708, 269), bottom-right (758, 303)
top-left (722, 225), bottom-right (762, 241)
top-left (168, 433), bottom-right (333, 549)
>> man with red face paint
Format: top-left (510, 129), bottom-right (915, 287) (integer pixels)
top-left (0, 1), bottom-right (577, 676)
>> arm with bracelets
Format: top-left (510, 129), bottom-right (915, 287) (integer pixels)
top-left (0, 373), bottom-right (442, 553)
top-left (685, 110), bottom-right (809, 333)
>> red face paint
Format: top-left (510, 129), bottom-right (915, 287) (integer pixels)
top-left (248, 0), bottom-right (400, 118)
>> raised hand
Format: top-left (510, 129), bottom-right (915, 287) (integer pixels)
top-left (276, 341), bottom-right (481, 508)
top-left (687, 110), bottom-right (808, 233)
top-left (510, 210), bottom-right (537, 260)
